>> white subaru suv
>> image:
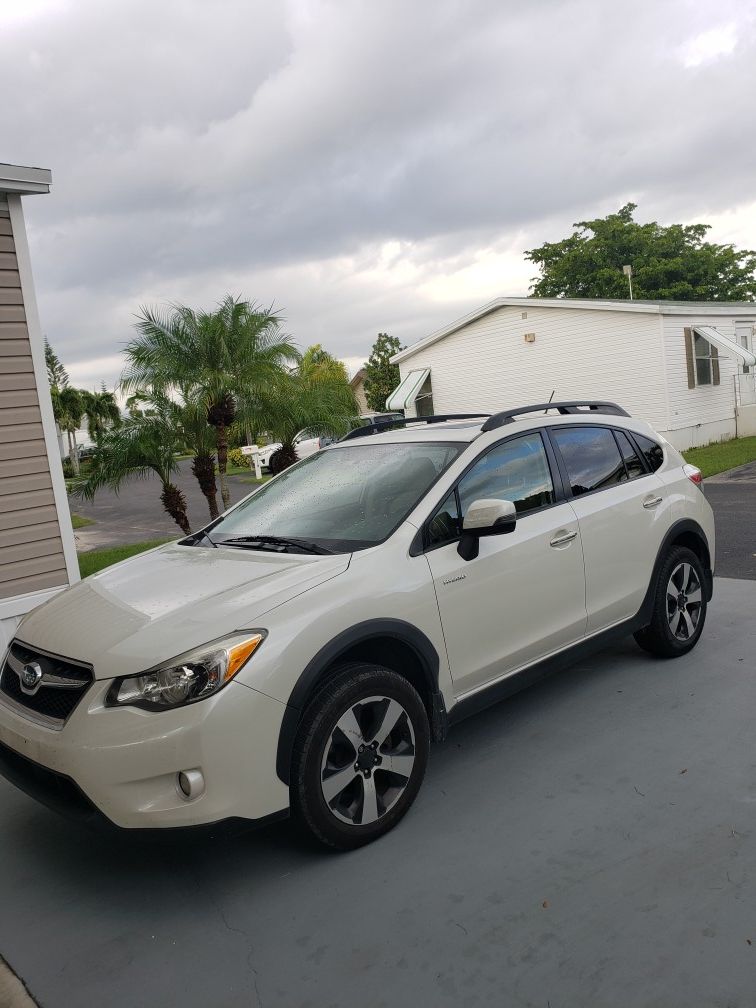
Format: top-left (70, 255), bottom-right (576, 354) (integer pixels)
top-left (0, 402), bottom-right (714, 849)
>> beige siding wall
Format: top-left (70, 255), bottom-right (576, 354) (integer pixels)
top-left (0, 191), bottom-right (68, 601)
top-left (400, 305), bottom-right (670, 431)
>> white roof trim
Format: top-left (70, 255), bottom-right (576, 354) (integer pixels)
top-left (392, 297), bottom-right (756, 364)
top-left (386, 368), bottom-right (430, 411)
top-left (0, 162), bottom-right (52, 195)
top-left (693, 325), bottom-right (756, 367)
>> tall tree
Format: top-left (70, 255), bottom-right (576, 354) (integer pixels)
top-left (55, 386), bottom-right (85, 474)
top-left (300, 344), bottom-right (349, 384)
top-left (81, 386), bottom-right (122, 441)
top-left (124, 295), bottom-right (299, 510)
top-left (363, 332), bottom-right (404, 412)
top-left (526, 203), bottom-right (756, 301)
top-left (127, 387), bottom-right (220, 521)
top-left (45, 338), bottom-right (69, 390)
top-left (71, 409), bottom-right (191, 535)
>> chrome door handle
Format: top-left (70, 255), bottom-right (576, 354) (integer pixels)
top-left (550, 530), bottom-right (578, 547)
top-left (643, 496), bottom-right (663, 509)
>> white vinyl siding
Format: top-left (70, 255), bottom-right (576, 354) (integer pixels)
top-left (398, 304), bottom-right (670, 432)
top-left (663, 315), bottom-right (742, 440)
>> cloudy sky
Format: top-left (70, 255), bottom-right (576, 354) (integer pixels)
top-left (2, 0), bottom-right (756, 388)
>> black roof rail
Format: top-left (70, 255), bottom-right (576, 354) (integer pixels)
top-left (340, 413), bottom-right (491, 442)
top-left (481, 401), bottom-right (630, 432)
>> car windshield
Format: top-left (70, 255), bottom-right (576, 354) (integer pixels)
top-left (213, 441), bottom-right (462, 552)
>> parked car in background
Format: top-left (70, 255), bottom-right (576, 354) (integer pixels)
top-left (0, 401), bottom-right (714, 850)
top-left (77, 443), bottom-right (97, 461)
top-left (260, 416), bottom-right (405, 471)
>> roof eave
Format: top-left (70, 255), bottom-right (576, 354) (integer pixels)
top-left (392, 297), bottom-right (756, 364)
top-left (0, 163), bottom-right (52, 196)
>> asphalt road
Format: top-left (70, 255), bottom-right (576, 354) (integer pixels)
top-left (705, 462), bottom-right (756, 581)
top-left (71, 460), bottom-right (257, 551)
top-left (1, 578), bottom-right (755, 1008)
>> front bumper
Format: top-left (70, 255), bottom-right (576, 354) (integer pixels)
top-left (0, 677), bottom-right (290, 830)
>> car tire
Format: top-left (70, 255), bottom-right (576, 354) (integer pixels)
top-left (291, 663), bottom-right (430, 850)
top-left (634, 546), bottom-right (708, 658)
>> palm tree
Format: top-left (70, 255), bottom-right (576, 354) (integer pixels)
top-left (127, 386), bottom-right (220, 521)
top-left (70, 409), bottom-right (191, 535)
top-left (261, 370), bottom-right (358, 474)
top-left (81, 386), bottom-right (122, 441)
top-left (123, 295), bottom-right (299, 510)
top-left (55, 386), bottom-right (85, 474)
top-left (44, 340), bottom-right (83, 472)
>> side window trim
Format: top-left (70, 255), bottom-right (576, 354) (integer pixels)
top-left (625, 430), bottom-right (661, 475)
top-left (421, 429), bottom-right (562, 553)
top-left (610, 428), bottom-right (649, 482)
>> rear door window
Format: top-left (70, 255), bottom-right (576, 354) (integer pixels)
top-left (551, 427), bottom-right (626, 497)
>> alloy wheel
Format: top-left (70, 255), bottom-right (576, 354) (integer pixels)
top-left (320, 695), bottom-right (416, 826)
top-left (666, 561), bottom-right (703, 641)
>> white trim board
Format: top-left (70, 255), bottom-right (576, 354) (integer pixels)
top-left (8, 194), bottom-right (80, 589)
top-left (0, 585), bottom-right (67, 622)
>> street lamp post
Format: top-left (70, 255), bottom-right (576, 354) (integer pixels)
top-left (622, 264), bottom-right (634, 300)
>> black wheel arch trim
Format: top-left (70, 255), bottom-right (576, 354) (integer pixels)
top-left (276, 619), bottom-right (444, 785)
top-left (640, 517), bottom-right (714, 619)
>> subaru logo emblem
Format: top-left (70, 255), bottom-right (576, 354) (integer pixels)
top-left (20, 661), bottom-right (43, 693)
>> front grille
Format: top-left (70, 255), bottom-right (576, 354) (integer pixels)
top-left (0, 641), bottom-right (93, 728)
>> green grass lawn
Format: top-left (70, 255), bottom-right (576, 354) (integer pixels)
top-left (236, 474), bottom-right (271, 486)
top-left (78, 539), bottom-right (172, 578)
top-left (70, 513), bottom-right (95, 529)
top-left (223, 463), bottom-right (264, 475)
top-left (682, 435), bottom-right (756, 479)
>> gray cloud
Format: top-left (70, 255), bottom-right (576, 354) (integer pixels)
top-left (2, 0), bottom-right (755, 386)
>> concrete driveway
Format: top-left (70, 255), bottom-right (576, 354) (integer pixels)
top-left (1, 578), bottom-right (755, 1008)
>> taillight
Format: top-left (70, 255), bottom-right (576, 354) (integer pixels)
top-left (683, 463), bottom-right (703, 488)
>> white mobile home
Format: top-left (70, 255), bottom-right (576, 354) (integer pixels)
top-left (388, 298), bottom-right (756, 450)
top-left (0, 163), bottom-right (79, 651)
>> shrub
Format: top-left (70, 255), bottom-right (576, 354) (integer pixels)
top-left (227, 447), bottom-right (248, 469)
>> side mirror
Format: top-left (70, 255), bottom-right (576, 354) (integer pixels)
top-left (458, 498), bottom-right (517, 561)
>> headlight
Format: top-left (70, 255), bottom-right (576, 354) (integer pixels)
top-left (105, 632), bottom-right (265, 711)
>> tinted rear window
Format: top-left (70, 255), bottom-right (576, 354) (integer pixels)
top-left (552, 427), bottom-right (626, 496)
top-left (633, 434), bottom-right (664, 472)
top-left (614, 430), bottom-right (645, 480)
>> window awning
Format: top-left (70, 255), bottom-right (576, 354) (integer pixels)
top-left (693, 326), bottom-right (756, 367)
top-left (386, 368), bottom-right (431, 411)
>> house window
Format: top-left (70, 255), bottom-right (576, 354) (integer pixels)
top-left (694, 333), bottom-right (714, 386)
top-left (741, 333), bottom-right (752, 375)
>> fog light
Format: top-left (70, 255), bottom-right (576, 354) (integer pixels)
top-left (177, 769), bottom-right (205, 800)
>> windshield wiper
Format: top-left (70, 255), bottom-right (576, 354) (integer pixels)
top-left (218, 534), bottom-right (335, 555)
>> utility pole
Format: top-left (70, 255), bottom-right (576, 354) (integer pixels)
top-left (622, 264), bottom-right (634, 300)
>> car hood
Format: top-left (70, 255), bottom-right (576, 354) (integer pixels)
top-left (16, 542), bottom-right (350, 680)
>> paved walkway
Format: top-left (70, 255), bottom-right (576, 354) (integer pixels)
top-left (1, 578), bottom-right (755, 1007)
